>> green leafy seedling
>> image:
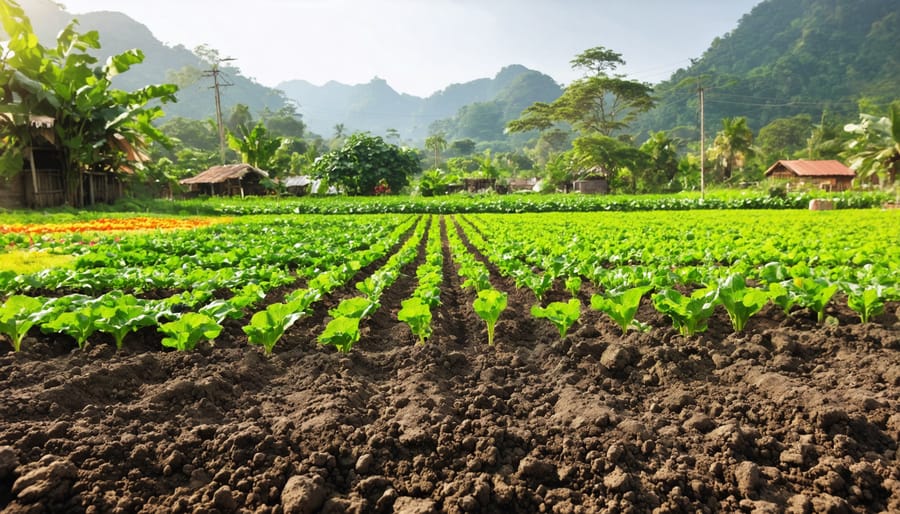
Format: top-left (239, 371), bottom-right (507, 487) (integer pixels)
top-left (590, 286), bottom-right (651, 334)
top-left (473, 289), bottom-right (508, 346)
top-left (461, 267), bottom-right (491, 292)
top-left (0, 295), bottom-right (45, 352)
top-left (243, 302), bottom-right (307, 356)
top-left (792, 277), bottom-right (838, 323)
top-left (318, 316), bottom-right (361, 353)
top-left (355, 270), bottom-right (395, 299)
top-left (524, 273), bottom-right (554, 302)
top-left (285, 288), bottom-right (321, 313)
top-left (564, 276), bottom-right (582, 297)
top-left (329, 296), bottom-right (379, 319)
top-left (717, 274), bottom-right (769, 332)
top-left (398, 297), bottom-right (433, 345)
top-left (846, 285), bottom-right (886, 324)
top-left (199, 299), bottom-right (243, 324)
top-left (767, 281), bottom-right (798, 316)
top-left (652, 287), bottom-right (720, 337)
top-left (531, 299), bottom-right (581, 339)
top-left (41, 307), bottom-right (97, 349)
top-left (159, 312), bottom-right (222, 351)
top-left (93, 299), bottom-right (157, 350)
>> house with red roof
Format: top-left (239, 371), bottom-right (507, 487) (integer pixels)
top-left (763, 160), bottom-right (857, 192)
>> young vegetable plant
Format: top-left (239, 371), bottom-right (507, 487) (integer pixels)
top-left (473, 289), bottom-right (508, 346)
top-left (41, 307), bottom-right (97, 349)
top-left (531, 299), bottom-right (581, 339)
top-left (397, 297), bottom-right (433, 345)
top-left (716, 274), bottom-right (769, 332)
top-left (159, 313), bottom-right (222, 351)
top-left (791, 277), bottom-right (838, 323)
top-left (590, 286), bottom-right (651, 334)
top-left (329, 297), bottom-right (380, 319)
top-left (767, 281), bottom-right (798, 316)
top-left (846, 285), bottom-right (889, 324)
top-left (243, 302), bottom-right (308, 356)
top-left (93, 297), bottom-right (157, 350)
top-left (318, 316), bottom-right (361, 353)
top-left (0, 295), bottom-right (44, 352)
top-left (652, 287), bottom-right (720, 337)
top-left (564, 276), bottom-right (582, 297)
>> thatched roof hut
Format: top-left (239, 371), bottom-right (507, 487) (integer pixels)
top-left (180, 164), bottom-right (269, 197)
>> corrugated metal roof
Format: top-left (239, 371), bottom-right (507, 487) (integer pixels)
top-left (764, 160), bottom-right (856, 178)
top-left (180, 164), bottom-right (269, 185)
top-left (283, 175), bottom-right (311, 187)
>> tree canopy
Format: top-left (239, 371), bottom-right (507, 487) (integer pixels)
top-left (0, 0), bottom-right (177, 204)
top-left (507, 46), bottom-right (654, 137)
top-left (311, 133), bottom-right (419, 195)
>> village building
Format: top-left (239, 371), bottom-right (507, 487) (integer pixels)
top-left (180, 164), bottom-right (269, 197)
top-left (0, 115), bottom-right (126, 209)
top-left (764, 159), bottom-right (857, 192)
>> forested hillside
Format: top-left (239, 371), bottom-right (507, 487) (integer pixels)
top-left (634, 0), bottom-right (899, 136)
top-left (278, 65), bottom-right (562, 142)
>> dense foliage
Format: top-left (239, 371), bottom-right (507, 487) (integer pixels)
top-left (310, 133), bottom-right (420, 195)
top-left (0, 0), bottom-right (177, 204)
top-left (636, 0), bottom-right (900, 134)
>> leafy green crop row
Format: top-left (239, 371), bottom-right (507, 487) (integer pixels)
top-left (455, 210), bottom-right (899, 336)
top-left (102, 190), bottom-right (893, 217)
top-left (1, 209), bottom-right (897, 354)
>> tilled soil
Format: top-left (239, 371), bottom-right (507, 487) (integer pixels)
top-left (1, 220), bottom-right (899, 513)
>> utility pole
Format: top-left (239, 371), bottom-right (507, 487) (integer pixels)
top-left (203, 57), bottom-right (235, 165)
top-left (698, 81), bottom-right (705, 200)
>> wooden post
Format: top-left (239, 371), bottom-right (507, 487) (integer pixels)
top-left (28, 147), bottom-right (39, 197)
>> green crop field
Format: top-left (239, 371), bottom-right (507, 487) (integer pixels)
top-left (1, 208), bottom-right (897, 353)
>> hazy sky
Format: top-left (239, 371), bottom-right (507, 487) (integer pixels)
top-left (59, 0), bottom-right (761, 97)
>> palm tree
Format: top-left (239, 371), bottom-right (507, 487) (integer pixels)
top-left (707, 117), bottom-right (754, 182)
top-left (424, 133), bottom-right (447, 169)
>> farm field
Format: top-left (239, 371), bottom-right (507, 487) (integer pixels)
top-left (1, 209), bottom-right (899, 513)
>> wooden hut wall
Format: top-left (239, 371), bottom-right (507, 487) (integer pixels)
top-left (0, 173), bottom-right (26, 209)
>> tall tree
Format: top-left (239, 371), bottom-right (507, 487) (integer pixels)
top-left (227, 104), bottom-right (253, 134)
top-left (424, 133), bottom-right (447, 169)
top-left (0, 0), bottom-right (177, 205)
top-left (311, 133), bottom-right (418, 195)
top-left (639, 131), bottom-right (681, 190)
top-left (507, 46), bottom-right (654, 137)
